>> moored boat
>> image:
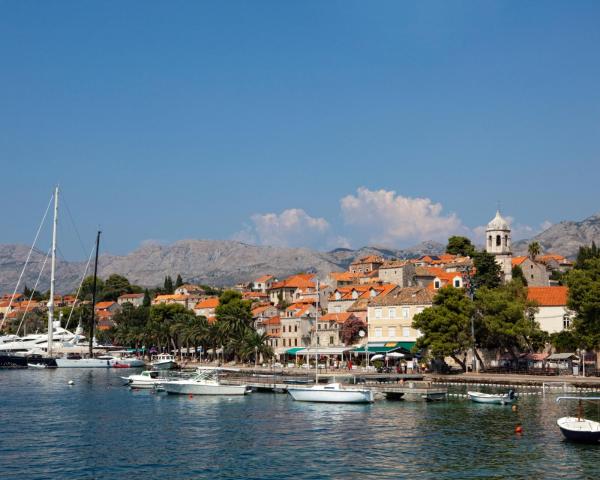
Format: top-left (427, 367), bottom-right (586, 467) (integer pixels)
top-left (162, 367), bottom-right (248, 395)
top-left (151, 353), bottom-right (176, 370)
top-left (556, 396), bottom-right (600, 443)
top-left (287, 382), bottom-right (374, 404)
top-left (467, 390), bottom-right (516, 405)
top-left (122, 370), bottom-right (167, 388)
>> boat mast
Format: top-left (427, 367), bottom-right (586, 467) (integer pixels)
top-left (89, 230), bottom-right (101, 356)
top-left (47, 186), bottom-right (59, 357)
top-left (315, 279), bottom-right (319, 384)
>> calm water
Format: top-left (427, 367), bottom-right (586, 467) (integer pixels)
top-left (1, 369), bottom-right (600, 479)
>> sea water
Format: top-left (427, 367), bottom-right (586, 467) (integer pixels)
top-left (1, 369), bottom-right (599, 479)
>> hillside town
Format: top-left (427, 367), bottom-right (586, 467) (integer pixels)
top-left (0, 210), bottom-right (595, 375)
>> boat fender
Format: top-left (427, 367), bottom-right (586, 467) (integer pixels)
top-left (515, 425), bottom-right (523, 434)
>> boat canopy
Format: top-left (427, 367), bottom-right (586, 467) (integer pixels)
top-left (353, 341), bottom-right (415, 354)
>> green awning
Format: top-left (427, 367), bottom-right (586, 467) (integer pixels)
top-left (285, 347), bottom-right (305, 355)
top-left (353, 341), bottom-right (416, 353)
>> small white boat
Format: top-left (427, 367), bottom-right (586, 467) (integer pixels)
top-left (287, 382), bottom-right (374, 404)
top-left (467, 390), bottom-right (516, 405)
top-left (556, 396), bottom-right (600, 443)
top-left (162, 368), bottom-right (249, 396)
top-left (27, 362), bottom-right (47, 369)
top-left (122, 370), bottom-right (166, 389)
top-left (151, 353), bottom-right (176, 370)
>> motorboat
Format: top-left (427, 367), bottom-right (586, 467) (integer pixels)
top-left (122, 370), bottom-right (168, 389)
top-left (287, 382), bottom-right (374, 403)
top-left (110, 350), bottom-right (145, 367)
top-left (467, 390), bottom-right (516, 405)
top-left (556, 396), bottom-right (600, 443)
top-left (162, 367), bottom-right (249, 395)
top-left (151, 353), bottom-right (177, 370)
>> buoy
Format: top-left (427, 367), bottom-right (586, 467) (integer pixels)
top-left (515, 425), bottom-right (523, 434)
top-left (512, 405), bottom-right (518, 412)
top-left (68, 380), bottom-right (74, 385)
top-left (188, 394), bottom-right (193, 399)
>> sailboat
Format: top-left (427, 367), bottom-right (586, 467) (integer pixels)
top-left (286, 281), bottom-right (374, 404)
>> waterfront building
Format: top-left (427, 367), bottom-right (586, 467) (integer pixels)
top-left (485, 210), bottom-right (513, 282)
top-left (327, 284), bottom-right (395, 315)
top-left (366, 286), bottom-right (434, 346)
top-left (527, 286), bottom-right (573, 334)
top-left (280, 302), bottom-right (316, 349)
top-left (312, 312), bottom-right (357, 348)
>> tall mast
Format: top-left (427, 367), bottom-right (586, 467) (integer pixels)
top-left (89, 230), bottom-right (101, 356)
top-left (47, 186), bottom-right (59, 356)
top-left (315, 279), bottom-right (319, 383)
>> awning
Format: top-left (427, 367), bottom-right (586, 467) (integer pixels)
top-left (353, 341), bottom-right (416, 354)
top-left (285, 347), bottom-right (305, 355)
top-left (547, 353), bottom-right (578, 361)
top-left (296, 347), bottom-right (352, 355)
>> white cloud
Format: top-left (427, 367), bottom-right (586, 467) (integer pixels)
top-left (339, 187), bottom-right (465, 246)
top-left (233, 208), bottom-right (330, 248)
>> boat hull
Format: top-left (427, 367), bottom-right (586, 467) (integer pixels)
top-left (0, 354), bottom-right (28, 368)
top-left (557, 417), bottom-right (600, 443)
top-left (468, 392), bottom-right (515, 405)
top-left (288, 387), bottom-right (374, 403)
top-left (151, 360), bottom-right (176, 370)
top-left (164, 382), bottom-right (248, 395)
top-left (55, 358), bottom-right (112, 368)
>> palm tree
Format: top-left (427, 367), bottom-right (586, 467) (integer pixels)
top-left (239, 329), bottom-right (274, 364)
top-left (528, 241), bottom-right (541, 260)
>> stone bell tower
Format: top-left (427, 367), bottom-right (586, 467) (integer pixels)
top-left (485, 210), bottom-right (512, 282)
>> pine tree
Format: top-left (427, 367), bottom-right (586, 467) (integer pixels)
top-left (175, 274), bottom-right (184, 289)
top-left (163, 276), bottom-right (174, 294)
top-left (143, 289), bottom-right (151, 307)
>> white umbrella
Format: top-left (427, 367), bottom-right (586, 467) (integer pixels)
top-left (386, 352), bottom-right (405, 358)
top-left (370, 354), bottom-right (384, 361)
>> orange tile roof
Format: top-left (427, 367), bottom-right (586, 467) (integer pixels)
top-left (265, 315), bottom-right (281, 325)
top-left (154, 294), bottom-right (191, 301)
top-left (527, 286), bottom-right (568, 306)
top-left (252, 305), bottom-right (272, 316)
top-left (512, 256), bottom-right (528, 266)
top-left (118, 293), bottom-right (144, 299)
top-left (195, 297), bottom-right (219, 309)
top-left (351, 255), bottom-right (383, 265)
top-left (95, 301), bottom-right (117, 309)
top-left (254, 275), bottom-right (274, 283)
top-left (320, 312), bottom-right (354, 324)
top-left (270, 274), bottom-right (316, 290)
top-left (207, 316), bottom-right (217, 324)
top-left (329, 271), bottom-right (361, 281)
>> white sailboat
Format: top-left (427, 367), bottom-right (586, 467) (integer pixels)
top-left (287, 280), bottom-right (374, 404)
top-left (162, 367), bottom-right (249, 395)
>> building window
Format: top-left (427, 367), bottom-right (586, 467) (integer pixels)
top-left (531, 275), bottom-right (534, 279)
top-left (563, 315), bottom-right (571, 329)
top-left (294, 325), bottom-right (297, 332)
top-left (334, 305), bottom-right (341, 313)
top-left (317, 337), bottom-right (320, 345)
top-left (389, 307), bottom-right (396, 318)
top-left (434, 280), bottom-right (440, 289)
top-left (388, 327), bottom-right (396, 338)
top-left (454, 279), bottom-right (460, 288)
top-left (374, 327), bottom-right (382, 338)
top-left (375, 308), bottom-right (382, 319)
top-left (488, 235), bottom-right (492, 248)
top-left (402, 327), bottom-right (410, 337)
top-left (294, 339), bottom-right (297, 346)
top-left (496, 235), bottom-right (501, 247)
top-left (402, 307), bottom-right (409, 319)
top-left (329, 336), bottom-right (334, 345)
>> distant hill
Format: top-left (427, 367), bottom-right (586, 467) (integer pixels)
top-left (0, 239), bottom-right (446, 294)
top-left (513, 213), bottom-right (600, 258)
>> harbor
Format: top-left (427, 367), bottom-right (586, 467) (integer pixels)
top-left (1, 367), bottom-right (600, 479)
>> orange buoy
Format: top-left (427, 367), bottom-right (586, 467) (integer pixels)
top-left (515, 425), bottom-right (523, 434)
top-left (189, 394), bottom-right (193, 399)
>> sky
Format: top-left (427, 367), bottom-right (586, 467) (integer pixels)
top-left (1, 1), bottom-right (599, 258)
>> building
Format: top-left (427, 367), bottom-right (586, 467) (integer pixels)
top-left (512, 257), bottom-right (550, 286)
top-left (95, 301), bottom-right (121, 331)
top-left (117, 293), bottom-right (145, 307)
top-left (486, 210), bottom-right (513, 282)
top-left (313, 312), bottom-right (357, 347)
top-left (349, 255), bottom-right (384, 275)
top-left (367, 286), bottom-right (434, 346)
top-left (378, 260), bottom-right (416, 287)
top-left (252, 304), bottom-right (279, 332)
top-left (153, 294), bottom-right (196, 310)
top-left (268, 274), bottom-right (316, 306)
top-left (280, 302), bottom-right (316, 349)
top-left (527, 286), bottom-right (572, 334)
top-left (264, 315), bottom-right (281, 350)
top-left (426, 267), bottom-right (464, 290)
top-left (194, 297), bottom-right (220, 317)
top-left (327, 284), bottom-right (396, 315)
top-left (174, 284), bottom-right (206, 296)
top-left (251, 275), bottom-right (276, 293)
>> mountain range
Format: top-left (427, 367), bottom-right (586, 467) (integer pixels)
top-left (1, 212), bottom-right (598, 294)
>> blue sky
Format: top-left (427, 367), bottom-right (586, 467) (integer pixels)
top-left (1, 1), bottom-right (599, 258)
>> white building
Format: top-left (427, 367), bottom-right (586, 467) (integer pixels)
top-left (527, 286), bottom-right (573, 334)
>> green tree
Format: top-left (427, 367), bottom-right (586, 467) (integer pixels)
top-left (528, 241), bottom-right (541, 260)
top-left (565, 257), bottom-right (600, 349)
top-left (413, 287), bottom-right (474, 371)
top-left (101, 274), bottom-right (133, 301)
top-left (163, 276), bottom-right (174, 294)
top-left (574, 241), bottom-right (600, 270)
top-left (175, 274), bottom-right (184, 289)
top-left (473, 250), bottom-right (502, 290)
top-left (446, 236), bottom-right (476, 257)
top-left (143, 289), bottom-right (151, 307)
top-left (473, 280), bottom-right (543, 365)
top-left (511, 265), bottom-right (528, 286)
top-left (79, 276), bottom-right (105, 301)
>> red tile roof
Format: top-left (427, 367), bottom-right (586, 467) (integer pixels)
top-left (195, 297), bottom-right (219, 309)
top-left (95, 301), bottom-right (117, 310)
top-left (320, 312), bottom-right (354, 324)
top-left (254, 275), bottom-right (274, 283)
top-left (527, 286), bottom-right (568, 306)
top-left (512, 256), bottom-right (528, 266)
